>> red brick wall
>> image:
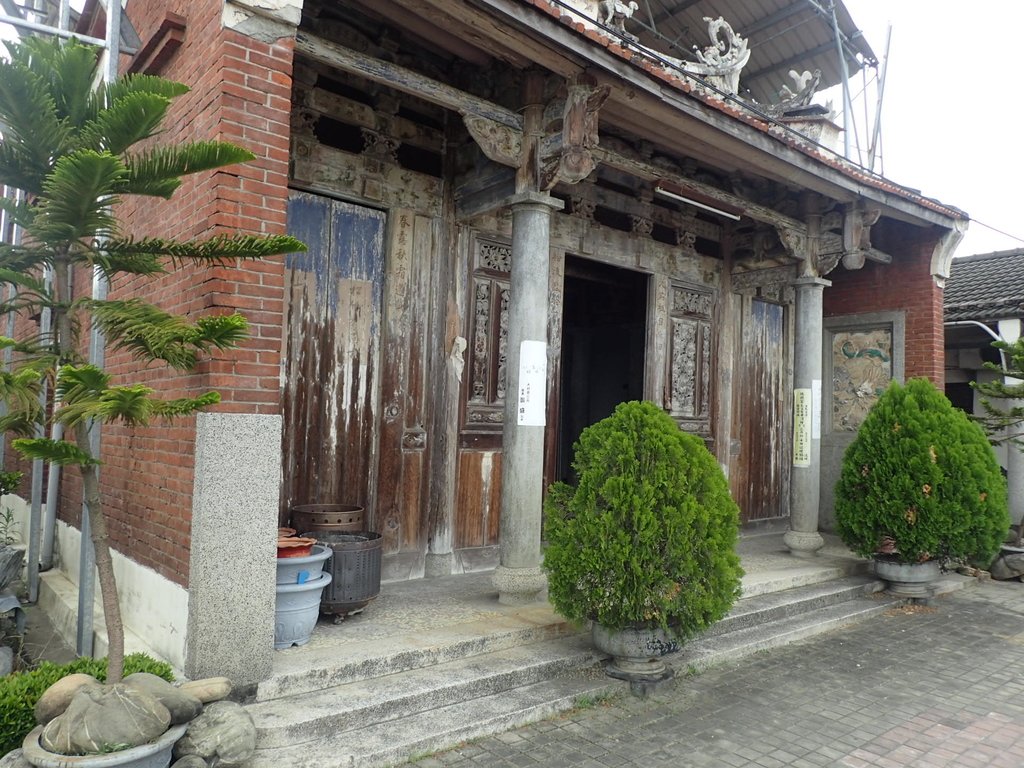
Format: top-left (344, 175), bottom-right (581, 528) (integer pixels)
top-left (824, 224), bottom-right (945, 384)
top-left (49, 0), bottom-right (296, 586)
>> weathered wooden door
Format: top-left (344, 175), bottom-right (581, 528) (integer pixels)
top-left (281, 191), bottom-right (385, 524)
top-left (731, 296), bottom-right (790, 522)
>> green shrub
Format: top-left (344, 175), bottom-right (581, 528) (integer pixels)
top-left (0, 653), bottom-right (173, 756)
top-left (543, 400), bottom-right (743, 639)
top-left (835, 378), bottom-right (1009, 564)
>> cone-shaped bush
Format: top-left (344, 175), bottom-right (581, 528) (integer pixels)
top-left (543, 400), bottom-right (743, 638)
top-left (835, 378), bottom-right (1008, 564)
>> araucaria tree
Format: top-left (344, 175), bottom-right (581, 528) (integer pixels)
top-left (973, 337), bottom-right (1024, 446)
top-left (0, 38), bottom-right (304, 682)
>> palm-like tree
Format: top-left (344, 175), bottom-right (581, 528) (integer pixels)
top-left (0, 37), bottom-right (304, 683)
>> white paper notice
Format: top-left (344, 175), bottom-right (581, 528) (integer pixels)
top-left (811, 379), bottom-right (822, 439)
top-left (792, 388), bottom-right (811, 467)
top-left (517, 340), bottom-right (547, 426)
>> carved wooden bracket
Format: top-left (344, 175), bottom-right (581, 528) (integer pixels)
top-left (841, 202), bottom-right (882, 270)
top-left (464, 74), bottom-right (609, 192)
top-left (464, 115), bottom-right (522, 167)
top-left (777, 224), bottom-right (838, 277)
top-left (539, 74), bottom-right (611, 190)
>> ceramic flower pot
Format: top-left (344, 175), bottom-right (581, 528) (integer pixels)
top-left (276, 536), bottom-right (318, 558)
top-left (22, 724), bottom-right (187, 768)
top-left (591, 623), bottom-right (678, 682)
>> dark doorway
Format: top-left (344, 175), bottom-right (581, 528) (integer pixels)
top-left (557, 256), bottom-right (648, 481)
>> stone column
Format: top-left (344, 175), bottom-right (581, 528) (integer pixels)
top-left (493, 192), bottom-right (563, 605)
top-left (186, 412), bottom-right (280, 687)
top-left (785, 276), bottom-right (831, 557)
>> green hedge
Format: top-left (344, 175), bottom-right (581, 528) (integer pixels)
top-left (835, 378), bottom-right (1009, 564)
top-left (1, 653), bottom-right (174, 756)
top-left (544, 400), bottom-right (743, 638)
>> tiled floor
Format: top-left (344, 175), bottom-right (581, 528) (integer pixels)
top-left (400, 580), bottom-right (1024, 767)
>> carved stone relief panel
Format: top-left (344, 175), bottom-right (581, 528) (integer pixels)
top-left (830, 327), bottom-right (893, 432)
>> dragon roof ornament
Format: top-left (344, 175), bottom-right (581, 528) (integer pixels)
top-left (681, 17), bottom-right (750, 96)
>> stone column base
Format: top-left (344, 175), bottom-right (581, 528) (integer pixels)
top-left (492, 565), bottom-right (547, 605)
top-left (783, 529), bottom-right (825, 558)
top-left (424, 552), bottom-right (454, 578)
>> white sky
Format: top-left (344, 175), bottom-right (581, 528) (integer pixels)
top-left (839, 0), bottom-right (1023, 256)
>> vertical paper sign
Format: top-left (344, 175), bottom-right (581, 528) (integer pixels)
top-left (517, 340), bottom-right (547, 426)
top-left (792, 388), bottom-right (811, 467)
top-left (811, 378), bottom-right (822, 439)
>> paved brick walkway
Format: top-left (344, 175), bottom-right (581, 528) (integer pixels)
top-left (404, 581), bottom-right (1024, 768)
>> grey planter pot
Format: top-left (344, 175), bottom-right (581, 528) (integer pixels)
top-left (274, 570), bottom-right (332, 649)
top-left (275, 544), bottom-right (332, 585)
top-left (873, 557), bottom-right (941, 599)
top-left (22, 724), bottom-right (187, 768)
top-left (591, 623), bottom-right (677, 683)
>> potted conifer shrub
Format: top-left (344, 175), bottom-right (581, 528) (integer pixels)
top-left (834, 378), bottom-right (1009, 598)
top-left (543, 400), bottom-right (743, 687)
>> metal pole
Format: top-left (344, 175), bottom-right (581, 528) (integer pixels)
top-left (868, 25), bottom-right (893, 173)
top-left (828, 2), bottom-right (855, 161)
top-left (0, 14), bottom-right (107, 46)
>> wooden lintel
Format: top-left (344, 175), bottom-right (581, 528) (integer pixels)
top-left (592, 146), bottom-right (805, 233)
top-left (294, 32), bottom-right (523, 131)
top-left (456, 177), bottom-right (517, 220)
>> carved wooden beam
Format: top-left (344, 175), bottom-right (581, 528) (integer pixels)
top-left (292, 31), bottom-right (827, 239)
top-left (592, 146), bottom-right (803, 232)
top-left (294, 31), bottom-right (523, 130)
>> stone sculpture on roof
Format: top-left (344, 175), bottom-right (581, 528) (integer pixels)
top-left (598, 0), bottom-right (639, 38)
top-left (682, 16), bottom-right (750, 95)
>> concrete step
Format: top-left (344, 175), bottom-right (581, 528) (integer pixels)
top-left (243, 562), bottom-right (924, 768)
top-left (255, 605), bottom-right (577, 702)
top-left (706, 575), bottom-right (884, 637)
top-left (675, 592), bottom-right (900, 674)
top-left (247, 674), bottom-right (614, 768)
top-left (248, 635), bottom-right (602, 749)
top-left (739, 554), bottom-right (870, 599)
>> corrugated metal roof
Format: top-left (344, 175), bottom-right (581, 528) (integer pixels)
top-left (635, 0), bottom-right (875, 105)
top-left (945, 249), bottom-right (1024, 322)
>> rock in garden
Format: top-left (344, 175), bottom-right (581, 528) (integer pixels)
top-left (124, 672), bottom-right (203, 724)
top-left (170, 757), bottom-right (209, 768)
top-left (0, 645), bottom-right (12, 677)
top-left (0, 545), bottom-right (23, 592)
top-left (0, 749), bottom-right (30, 768)
top-left (989, 551), bottom-right (1024, 580)
top-left (34, 673), bottom-right (101, 725)
top-left (178, 676), bottom-right (232, 703)
top-left (173, 701), bottom-right (256, 766)
top-left (41, 683), bottom-right (171, 755)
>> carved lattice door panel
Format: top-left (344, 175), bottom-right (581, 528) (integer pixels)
top-left (462, 237), bottom-right (512, 444)
top-left (666, 283), bottom-right (714, 438)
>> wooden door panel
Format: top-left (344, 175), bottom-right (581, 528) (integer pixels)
top-left (732, 297), bottom-right (789, 522)
top-left (282, 191), bottom-right (385, 523)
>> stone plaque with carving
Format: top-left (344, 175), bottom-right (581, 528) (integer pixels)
top-left (831, 328), bottom-right (892, 432)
